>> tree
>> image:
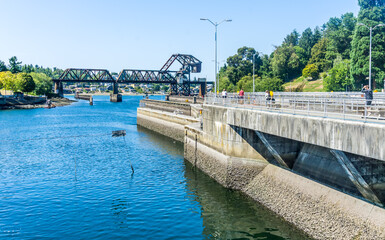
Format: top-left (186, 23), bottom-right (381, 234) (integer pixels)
top-left (350, 0), bottom-right (385, 89)
top-left (323, 13), bottom-right (357, 60)
top-left (324, 60), bottom-right (351, 91)
top-left (284, 29), bottom-right (300, 46)
top-left (309, 38), bottom-right (330, 72)
top-left (302, 64), bottom-right (319, 80)
top-left (224, 47), bottom-right (261, 84)
top-left (8, 56), bottom-right (22, 74)
top-left (30, 72), bottom-right (53, 95)
top-left (0, 60), bottom-right (7, 72)
top-left (153, 84), bottom-right (160, 91)
top-left (254, 77), bottom-right (284, 92)
top-left (0, 71), bottom-right (18, 92)
top-left (271, 44), bottom-right (302, 80)
top-left (16, 73), bottom-right (35, 93)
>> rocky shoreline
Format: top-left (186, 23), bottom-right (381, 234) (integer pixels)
top-left (0, 97), bottom-right (75, 110)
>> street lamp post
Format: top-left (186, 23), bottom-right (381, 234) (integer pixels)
top-left (200, 18), bottom-right (232, 94)
top-left (253, 53), bottom-right (257, 93)
top-left (357, 23), bottom-right (385, 90)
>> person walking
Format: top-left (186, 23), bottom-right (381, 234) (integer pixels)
top-left (239, 88), bottom-right (244, 104)
top-left (221, 89), bottom-right (227, 98)
top-left (361, 85), bottom-right (373, 116)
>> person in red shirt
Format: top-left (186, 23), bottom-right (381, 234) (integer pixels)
top-left (239, 88), bottom-right (244, 104)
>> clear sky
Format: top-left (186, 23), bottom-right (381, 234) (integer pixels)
top-left (0, 0), bottom-right (360, 80)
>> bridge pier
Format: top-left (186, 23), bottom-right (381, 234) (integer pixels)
top-left (54, 81), bottom-right (64, 97)
top-left (110, 82), bottom-right (122, 102)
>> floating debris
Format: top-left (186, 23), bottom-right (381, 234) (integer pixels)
top-left (112, 130), bottom-right (126, 137)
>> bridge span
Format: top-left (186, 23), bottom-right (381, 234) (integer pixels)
top-left (53, 54), bottom-right (213, 102)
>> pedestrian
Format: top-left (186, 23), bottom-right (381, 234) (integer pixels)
top-left (361, 85), bottom-right (373, 116)
top-left (265, 90), bottom-right (271, 101)
top-left (239, 88), bottom-right (244, 98)
top-left (239, 88), bottom-right (244, 104)
top-left (222, 89), bottom-right (227, 98)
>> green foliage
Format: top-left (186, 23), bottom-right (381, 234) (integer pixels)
top-left (350, 1), bottom-right (385, 89)
top-left (358, 0), bottom-right (385, 9)
top-left (323, 13), bottom-right (357, 60)
top-left (161, 85), bottom-right (169, 92)
top-left (236, 75), bottom-right (253, 92)
top-left (254, 77), bottom-right (284, 92)
top-left (309, 38), bottom-right (331, 71)
top-left (302, 64), bottom-right (319, 79)
top-left (284, 30), bottom-right (300, 46)
top-left (271, 44), bottom-right (303, 80)
top-left (16, 73), bottom-right (35, 93)
top-left (0, 71), bottom-right (17, 92)
top-left (0, 60), bottom-right (7, 72)
top-left (225, 47), bottom-right (260, 84)
top-left (324, 60), bottom-right (351, 91)
top-left (29, 72), bottom-right (53, 95)
top-left (153, 84), bottom-right (160, 91)
top-left (9, 56), bottom-right (22, 74)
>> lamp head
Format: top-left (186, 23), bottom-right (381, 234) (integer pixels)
top-left (226, 19), bottom-right (232, 22)
top-left (200, 18), bottom-right (207, 21)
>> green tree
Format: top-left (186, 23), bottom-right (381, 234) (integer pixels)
top-left (309, 38), bottom-right (330, 71)
top-left (350, 0), bottom-right (385, 88)
top-left (254, 77), bottom-right (284, 92)
top-left (225, 47), bottom-right (260, 84)
top-left (284, 29), bottom-right (300, 46)
top-left (236, 75), bottom-right (253, 92)
top-left (30, 72), bottom-right (53, 95)
top-left (323, 13), bottom-right (357, 59)
top-left (271, 44), bottom-right (301, 80)
top-left (8, 56), bottom-right (22, 74)
top-left (324, 60), bottom-right (351, 91)
top-left (16, 73), bottom-right (35, 93)
top-left (0, 60), bottom-right (7, 72)
top-left (302, 64), bottom-right (320, 80)
top-left (153, 84), bottom-right (161, 91)
top-left (0, 71), bottom-right (18, 92)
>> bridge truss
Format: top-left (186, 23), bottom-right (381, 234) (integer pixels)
top-left (53, 54), bottom-right (210, 96)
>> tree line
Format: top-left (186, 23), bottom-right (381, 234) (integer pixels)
top-left (218, 0), bottom-right (385, 92)
top-left (0, 56), bottom-right (63, 95)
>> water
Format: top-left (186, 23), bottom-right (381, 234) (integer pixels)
top-left (0, 95), bottom-right (308, 239)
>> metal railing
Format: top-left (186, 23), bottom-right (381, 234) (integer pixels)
top-left (204, 92), bottom-right (385, 123)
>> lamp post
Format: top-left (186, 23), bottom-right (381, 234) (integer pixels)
top-left (357, 23), bottom-right (385, 90)
top-left (200, 18), bottom-right (232, 94)
top-left (253, 53), bottom-right (257, 93)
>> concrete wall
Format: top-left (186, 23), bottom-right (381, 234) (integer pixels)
top-left (141, 99), bottom-right (192, 116)
top-left (137, 107), bottom-right (199, 142)
top-left (204, 105), bottom-right (385, 162)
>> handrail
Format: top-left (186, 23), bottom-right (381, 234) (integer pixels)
top-left (204, 92), bottom-right (385, 123)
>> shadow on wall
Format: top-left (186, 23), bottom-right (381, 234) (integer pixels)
top-left (230, 125), bottom-right (385, 207)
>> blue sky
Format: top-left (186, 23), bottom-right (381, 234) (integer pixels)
top-left (1, 0), bottom-right (359, 80)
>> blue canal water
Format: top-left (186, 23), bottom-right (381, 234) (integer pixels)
top-left (0, 95), bottom-right (308, 239)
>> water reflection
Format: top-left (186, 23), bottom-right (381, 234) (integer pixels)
top-left (183, 161), bottom-right (308, 240)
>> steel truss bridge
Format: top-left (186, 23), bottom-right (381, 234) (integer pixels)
top-left (52, 54), bottom-right (211, 97)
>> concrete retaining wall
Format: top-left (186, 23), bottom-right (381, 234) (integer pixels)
top-left (204, 105), bottom-right (385, 162)
top-left (137, 107), bottom-right (199, 142)
top-left (185, 124), bottom-right (385, 239)
top-left (141, 99), bottom-right (192, 116)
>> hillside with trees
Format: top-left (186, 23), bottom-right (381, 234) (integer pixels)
top-left (218, 0), bottom-right (385, 92)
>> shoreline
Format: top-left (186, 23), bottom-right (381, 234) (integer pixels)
top-left (0, 97), bottom-right (76, 110)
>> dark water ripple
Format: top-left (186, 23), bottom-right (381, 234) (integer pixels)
top-left (0, 95), bottom-right (308, 239)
